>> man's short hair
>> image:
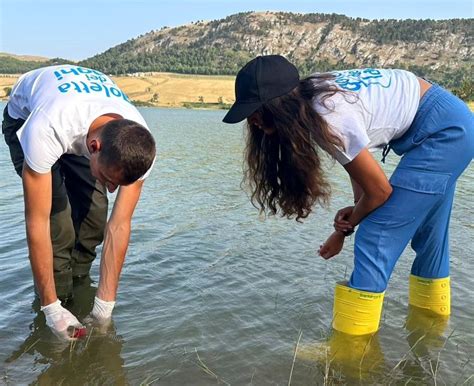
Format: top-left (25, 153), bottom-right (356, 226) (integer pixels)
top-left (99, 119), bottom-right (156, 184)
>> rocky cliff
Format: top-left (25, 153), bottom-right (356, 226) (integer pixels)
top-left (81, 12), bottom-right (472, 77)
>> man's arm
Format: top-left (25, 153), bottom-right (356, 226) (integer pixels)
top-left (96, 179), bottom-right (144, 302)
top-left (22, 163), bottom-right (57, 306)
top-left (22, 163), bottom-right (85, 339)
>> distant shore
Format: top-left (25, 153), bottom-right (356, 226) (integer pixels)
top-left (0, 72), bottom-right (236, 110)
top-left (1, 73), bottom-right (473, 111)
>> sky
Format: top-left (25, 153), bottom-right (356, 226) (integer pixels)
top-left (0, 0), bottom-right (472, 61)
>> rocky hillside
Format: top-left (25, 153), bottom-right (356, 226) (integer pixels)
top-left (80, 12), bottom-right (472, 79)
top-left (1, 12), bottom-right (471, 94)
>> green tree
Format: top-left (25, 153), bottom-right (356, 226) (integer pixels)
top-left (151, 92), bottom-right (160, 103)
top-left (452, 77), bottom-right (473, 101)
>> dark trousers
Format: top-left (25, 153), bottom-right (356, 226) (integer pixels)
top-left (2, 106), bottom-right (108, 299)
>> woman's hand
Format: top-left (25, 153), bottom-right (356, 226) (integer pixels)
top-left (334, 206), bottom-right (355, 233)
top-left (319, 231), bottom-right (345, 260)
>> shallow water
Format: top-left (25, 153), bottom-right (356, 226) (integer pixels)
top-left (0, 103), bottom-right (472, 385)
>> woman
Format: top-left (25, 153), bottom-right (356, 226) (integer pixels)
top-left (223, 55), bottom-right (473, 336)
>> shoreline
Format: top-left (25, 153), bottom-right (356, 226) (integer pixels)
top-left (1, 73), bottom-right (473, 111)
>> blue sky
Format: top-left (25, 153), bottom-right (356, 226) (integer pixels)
top-left (1, 0), bottom-right (472, 60)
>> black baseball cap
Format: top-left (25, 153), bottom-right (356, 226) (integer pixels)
top-left (222, 55), bottom-right (300, 124)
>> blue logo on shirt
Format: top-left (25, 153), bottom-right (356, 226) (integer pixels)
top-left (333, 69), bottom-right (392, 91)
top-left (53, 66), bottom-right (131, 103)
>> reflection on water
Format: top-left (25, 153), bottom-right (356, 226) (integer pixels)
top-left (389, 306), bottom-right (452, 383)
top-left (297, 331), bottom-right (386, 382)
top-left (0, 104), bottom-right (473, 384)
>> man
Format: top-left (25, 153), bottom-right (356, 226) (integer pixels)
top-left (2, 65), bottom-right (156, 340)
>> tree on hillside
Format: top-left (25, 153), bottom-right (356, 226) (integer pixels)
top-left (151, 92), bottom-right (160, 103)
top-left (452, 77), bottom-right (473, 101)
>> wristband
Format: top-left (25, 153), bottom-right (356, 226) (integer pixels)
top-left (342, 228), bottom-right (355, 237)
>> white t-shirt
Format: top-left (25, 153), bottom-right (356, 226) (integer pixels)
top-left (8, 65), bottom-right (153, 177)
top-left (312, 68), bottom-right (420, 165)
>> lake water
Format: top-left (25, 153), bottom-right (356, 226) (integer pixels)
top-left (0, 103), bottom-right (472, 385)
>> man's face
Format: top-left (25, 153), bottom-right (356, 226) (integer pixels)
top-left (89, 154), bottom-right (122, 193)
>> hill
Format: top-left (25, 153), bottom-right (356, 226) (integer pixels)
top-left (0, 55), bottom-right (73, 74)
top-left (77, 12), bottom-right (472, 91)
top-left (0, 52), bottom-right (50, 62)
top-left (0, 12), bottom-right (472, 98)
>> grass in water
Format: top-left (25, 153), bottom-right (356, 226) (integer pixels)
top-left (288, 329), bottom-right (303, 386)
top-left (194, 347), bottom-right (230, 385)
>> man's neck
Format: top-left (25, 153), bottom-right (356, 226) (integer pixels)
top-left (87, 113), bottom-right (122, 153)
top-left (89, 113), bottom-right (122, 133)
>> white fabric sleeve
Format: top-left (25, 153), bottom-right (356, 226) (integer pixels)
top-left (16, 110), bottom-right (65, 174)
top-left (324, 101), bottom-right (370, 165)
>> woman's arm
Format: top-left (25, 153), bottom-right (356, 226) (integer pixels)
top-left (320, 148), bottom-right (391, 259)
top-left (331, 178), bottom-right (364, 233)
top-left (350, 177), bottom-right (364, 204)
top-left (342, 148), bottom-right (392, 228)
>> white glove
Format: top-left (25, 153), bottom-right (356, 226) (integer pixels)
top-left (91, 296), bottom-right (116, 323)
top-left (83, 296), bottom-right (115, 334)
top-left (41, 299), bottom-right (85, 340)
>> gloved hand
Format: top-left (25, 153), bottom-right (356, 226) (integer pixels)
top-left (83, 296), bottom-right (115, 333)
top-left (41, 299), bottom-right (85, 340)
top-left (91, 296), bottom-right (115, 322)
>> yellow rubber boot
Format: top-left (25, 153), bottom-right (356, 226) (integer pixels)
top-left (409, 275), bottom-right (450, 316)
top-left (333, 283), bottom-right (385, 336)
top-left (296, 283), bottom-right (385, 380)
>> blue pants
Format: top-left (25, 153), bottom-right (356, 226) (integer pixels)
top-left (349, 85), bottom-right (474, 293)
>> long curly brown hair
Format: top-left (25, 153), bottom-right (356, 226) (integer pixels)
top-left (243, 74), bottom-right (345, 221)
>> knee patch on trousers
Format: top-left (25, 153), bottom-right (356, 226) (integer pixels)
top-left (409, 274), bottom-right (450, 316)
